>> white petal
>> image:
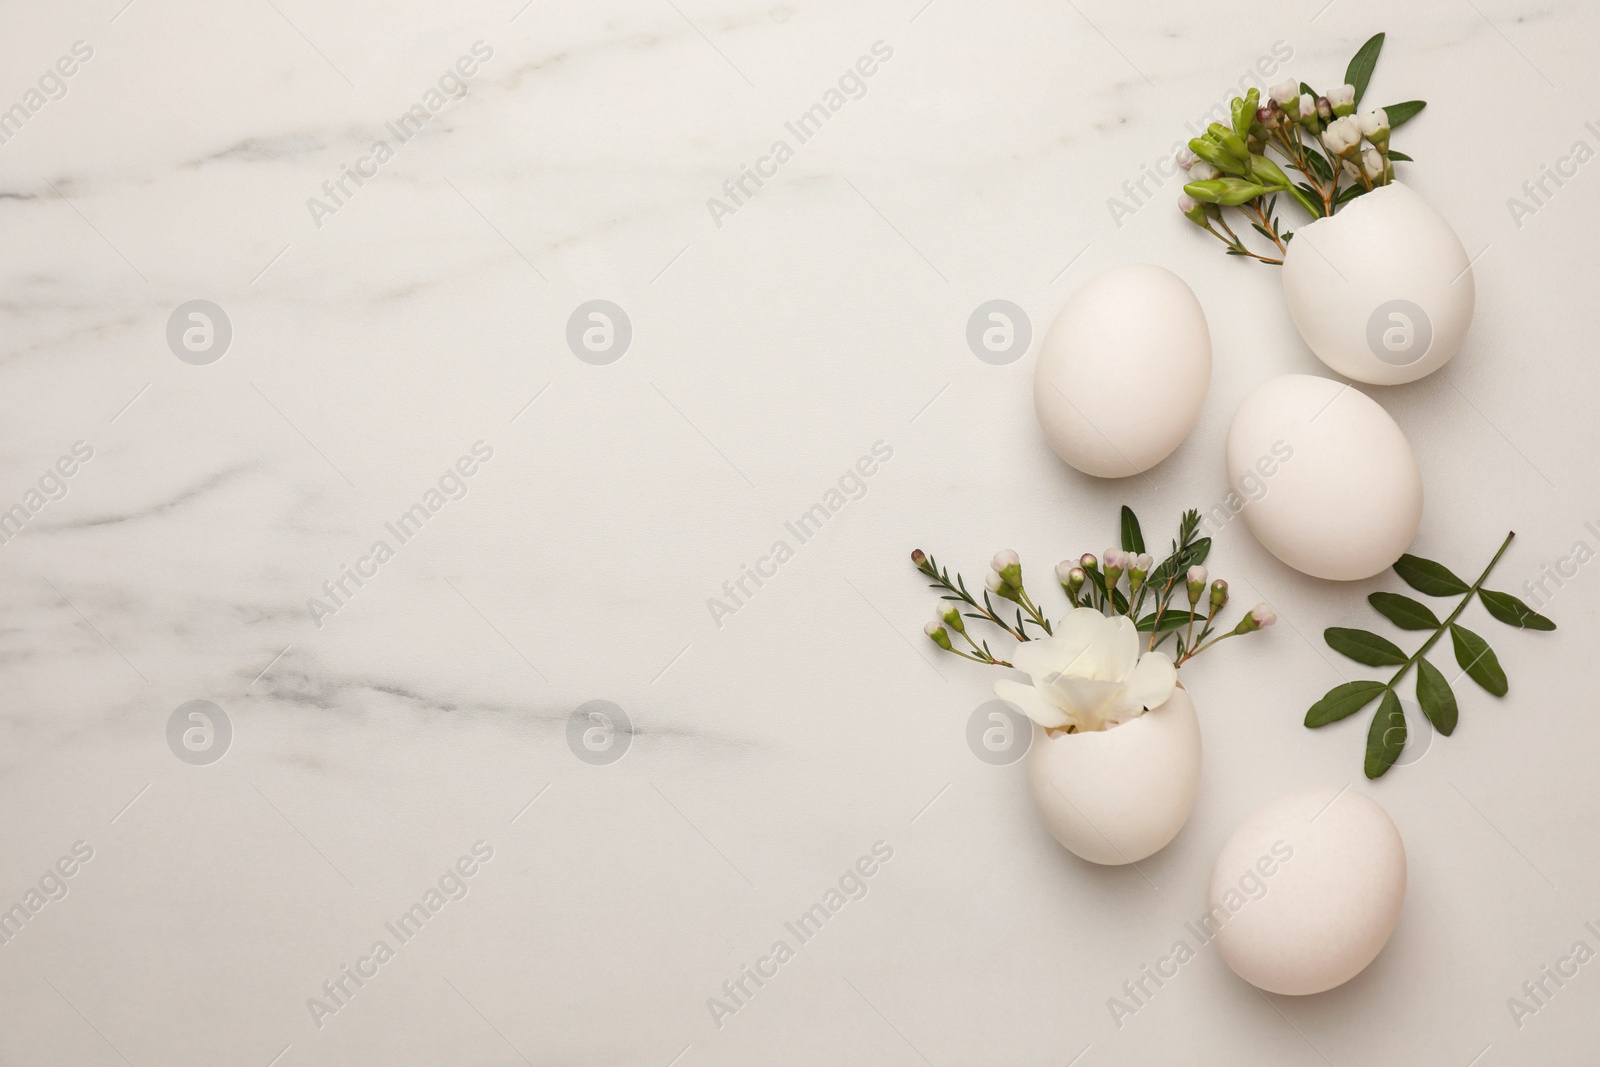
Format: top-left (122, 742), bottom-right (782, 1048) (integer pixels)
top-left (1044, 674), bottom-right (1122, 730)
top-left (1012, 607), bottom-right (1104, 684)
top-left (1115, 651), bottom-right (1178, 717)
top-left (1100, 614), bottom-right (1140, 683)
top-left (994, 679), bottom-right (1071, 729)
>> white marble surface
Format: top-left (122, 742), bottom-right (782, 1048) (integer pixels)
top-left (2, 0), bottom-right (1598, 1063)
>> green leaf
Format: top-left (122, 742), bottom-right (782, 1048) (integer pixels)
top-left (1302, 150), bottom-right (1334, 182)
top-left (1393, 554), bottom-right (1471, 597)
top-left (1382, 100), bottom-right (1426, 128)
top-left (1365, 689), bottom-right (1406, 779)
top-left (1120, 506), bottom-right (1145, 554)
top-left (1451, 624), bottom-right (1508, 696)
top-left (1306, 680), bottom-right (1388, 727)
top-left (1135, 610), bottom-right (1207, 634)
top-left (1479, 589), bottom-right (1556, 631)
top-left (1148, 537), bottom-right (1210, 590)
top-left (1415, 657), bottom-right (1458, 735)
top-left (1368, 591), bottom-right (1440, 630)
top-left (1299, 81), bottom-right (1316, 97)
top-left (1345, 32), bottom-right (1385, 104)
top-left (1387, 150), bottom-right (1414, 162)
top-left (1336, 183), bottom-right (1370, 205)
top-left (1325, 627), bottom-right (1409, 667)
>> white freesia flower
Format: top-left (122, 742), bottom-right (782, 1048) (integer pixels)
top-left (994, 607), bottom-right (1177, 733)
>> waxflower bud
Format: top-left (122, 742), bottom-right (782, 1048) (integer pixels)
top-left (937, 604), bottom-right (965, 634)
top-left (911, 548), bottom-right (928, 569)
top-left (1080, 553), bottom-right (1098, 573)
top-left (1179, 194), bottom-right (1208, 225)
top-left (985, 568), bottom-right (1020, 603)
top-left (1357, 107), bottom-right (1390, 150)
top-left (1256, 105), bottom-right (1280, 131)
top-left (1066, 566), bottom-right (1086, 603)
top-left (924, 621), bottom-right (953, 650)
top-left (1270, 79), bottom-right (1299, 107)
top-left (1176, 146), bottom-right (1197, 170)
top-left (1328, 83), bottom-right (1356, 116)
top-left (1102, 549), bottom-right (1125, 590)
top-left (991, 549), bottom-right (1022, 587)
top-left (1322, 116), bottom-right (1362, 158)
top-left (1127, 553), bottom-right (1153, 597)
top-left (1296, 92), bottom-right (1320, 129)
top-left (1186, 565), bottom-right (1208, 607)
top-left (1209, 578), bottom-right (1229, 615)
top-left (1189, 160), bottom-right (1220, 181)
top-left (1316, 95), bottom-right (1334, 124)
top-left (1233, 602), bottom-right (1277, 634)
top-left (1360, 146), bottom-right (1386, 182)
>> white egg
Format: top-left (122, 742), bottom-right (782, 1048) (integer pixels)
top-left (1209, 787), bottom-right (1406, 995)
top-left (1227, 374), bottom-right (1422, 581)
top-left (1034, 264), bottom-right (1211, 478)
top-left (1026, 687), bottom-right (1201, 865)
top-left (1281, 182), bottom-right (1474, 385)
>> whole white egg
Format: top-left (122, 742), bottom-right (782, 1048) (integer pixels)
top-left (1209, 787), bottom-right (1406, 996)
top-left (1034, 264), bottom-right (1211, 478)
top-left (1226, 374), bottom-right (1422, 581)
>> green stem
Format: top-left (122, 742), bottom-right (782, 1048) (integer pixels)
top-left (1384, 531), bottom-right (1516, 691)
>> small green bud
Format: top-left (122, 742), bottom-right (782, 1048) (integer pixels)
top-left (1185, 179), bottom-right (1268, 207)
top-left (1209, 578), bottom-right (1229, 616)
top-left (1206, 123), bottom-right (1250, 163)
top-left (924, 622), bottom-right (953, 650)
top-left (1187, 137), bottom-right (1248, 177)
top-left (1247, 154), bottom-right (1291, 189)
top-left (937, 604), bottom-right (965, 634)
top-left (1186, 565), bottom-right (1208, 608)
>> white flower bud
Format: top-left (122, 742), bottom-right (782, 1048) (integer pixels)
top-left (1251, 603), bottom-right (1278, 628)
top-left (1297, 92), bottom-right (1317, 122)
top-left (1134, 553), bottom-right (1153, 573)
top-left (1328, 84), bottom-right (1355, 108)
top-left (1270, 79), bottom-right (1299, 106)
top-left (1357, 108), bottom-right (1389, 137)
top-left (1322, 116), bottom-right (1361, 156)
top-left (991, 549), bottom-right (1019, 572)
top-left (1189, 160), bottom-right (1220, 181)
top-left (1055, 560), bottom-right (1076, 584)
top-left (1361, 146), bottom-right (1385, 180)
top-left (1176, 147), bottom-right (1197, 170)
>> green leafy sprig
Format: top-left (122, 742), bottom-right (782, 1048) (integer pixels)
top-left (912, 506), bottom-right (1274, 671)
top-left (1306, 532), bottom-right (1556, 779)
top-left (1178, 31), bottom-right (1429, 265)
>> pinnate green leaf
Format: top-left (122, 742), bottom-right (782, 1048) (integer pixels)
top-left (1326, 627), bottom-right (1409, 667)
top-left (1306, 680), bottom-right (1388, 727)
top-left (1394, 554), bottom-right (1471, 597)
top-left (1415, 657), bottom-right (1458, 735)
top-left (1479, 589), bottom-right (1556, 631)
top-left (1368, 591), bottom-right (1440, 630)
top-left (1365, 689), bottom-right (1406, 779)
top-left (1451, 624), bottom-right (1508, 696)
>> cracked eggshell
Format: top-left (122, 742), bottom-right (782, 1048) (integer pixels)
top-left (1026, 688), bottom-right (1201, 865)
top-left (1227, 374), bottom-right (1422, 581)
top-left (1034, 264), bottom-right (1211, 478)
top-left (1211, 787), bottom-right (1406, 996)
top-left (1281, 182), bottom-right (1474, 385)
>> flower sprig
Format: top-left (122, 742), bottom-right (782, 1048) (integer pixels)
top-left (1177, 32), bottom-right (1427, 265)
top-left (1305, 532), bottom-right (1556, 779)
top-left (913, 506), bottom-right (1277, 671)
